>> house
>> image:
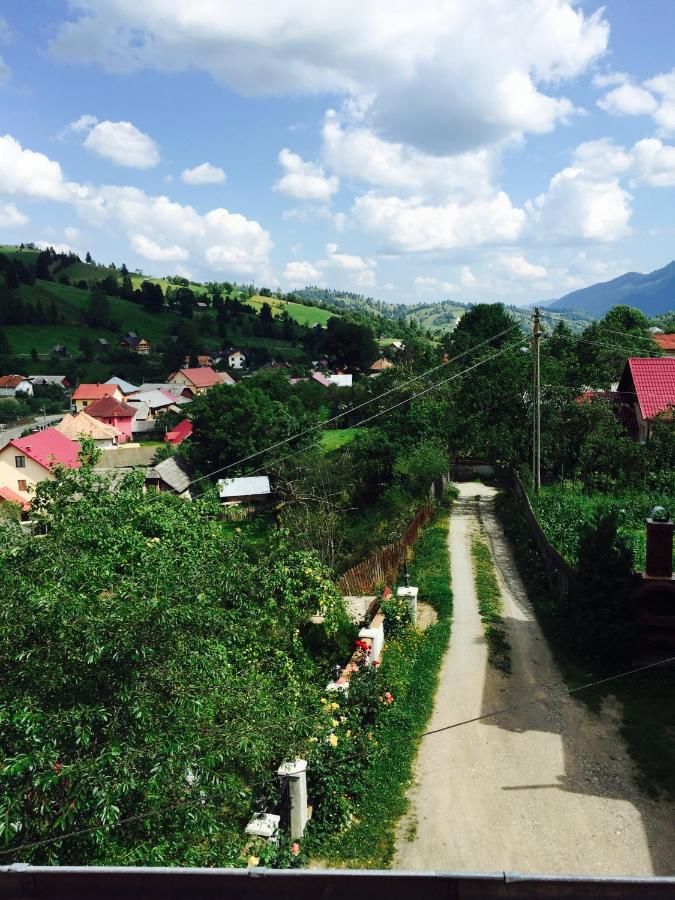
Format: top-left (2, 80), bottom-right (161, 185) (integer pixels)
top-left (136, 382), bottom-right (193, 401)
top-left (218, 475), bottom-right (271, 505)
top-left (164, 419), bottom-right (193, 445)
top-left (56, 412), bottom-right (121, 448)
top-left (0, 485), bottom-right (30, 516)
top-left (168, 367), bottom-right (235, 395)
top-left (370, 358), bottom-right (394, 374)
top-left (311, 371), bottom-right (332, 388)
top-left (196, 355), bottom-right (214, 368)
top-left (96, 338), bottom-right (109, 349)
top-left (146, 457), bottom-right (192, 499)
top-left (119, 333), bottom-right (151, 354)
top-left (617, 357), bottom-right (675, 442)
top-left (653, 333), bottom-right (675, 358)
top-left (95, 444), bottom-right (156, 471)
top-left (328, 373), bottom-right (353, 388)
top-left (387, 340), bottom-right (405, 352)
top-left (0, 428), bottom-right (80, 501)
top-left (228, 349), bottom-right (246, 370)
top-left (85, 396), bottom-right (137, 444)
top-left (125, 389), bottom-right (178, 420)
top-left (71, 383), bottom-right (123, 413)
top-left (0, 375), bottom-right (33, 397)
top-left (52, 344), bottom-right (67, 355)
top-left (578, 390), bottom-right (639, 441)
top-left (105, 376), bottom-right (139, 396)
top-left (28, 375), bottom-right (71, 390)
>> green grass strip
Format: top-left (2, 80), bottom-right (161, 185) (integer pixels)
top-left (471, 529), bottom-right (511, 674)
top-left (315, 501), bottom-right (453, 868)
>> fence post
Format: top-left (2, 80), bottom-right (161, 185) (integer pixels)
top-left (277, 759), bottom-right (308, 840)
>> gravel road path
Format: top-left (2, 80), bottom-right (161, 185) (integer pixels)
top-left (393, 481), bottom-right (675, 876)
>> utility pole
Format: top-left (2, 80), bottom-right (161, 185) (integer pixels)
top-left (532, 307), bottom-right (542, 493)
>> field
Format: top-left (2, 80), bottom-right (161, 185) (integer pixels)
top-left (320, 428), bottom-right (364, 452)
top-left (246, 294), bottom-right (335, 327)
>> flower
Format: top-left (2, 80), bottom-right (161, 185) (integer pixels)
top-left (52, 762), bottom-right (62, 773)
top-left (384, 691), bottom-right (394, 705)
top-left (327, 733), bottom-right (338, 747)
top-left (330, 702), bottom-right (339, 711)
top-left (320, 697), bottom-right (327, 705)
top-left (291, 842), bottom-right (300, 856)
top-left (331, 718), bottom-right (339, 727)
top-left (247, 856), bottom-right (260, 867)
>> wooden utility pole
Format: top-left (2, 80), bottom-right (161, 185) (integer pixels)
top-left (532, 307), bottom-right (542, 493)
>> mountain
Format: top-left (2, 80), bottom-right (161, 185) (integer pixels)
top-left (548, 261), bottom-right (675, 316)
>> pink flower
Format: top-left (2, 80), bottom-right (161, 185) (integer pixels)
top-left (384, 692), bottom-right (394, 705)
top-left (291, 842), bottom-right (300, 856)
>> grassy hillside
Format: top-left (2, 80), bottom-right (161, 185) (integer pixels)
top-left (245, 293), bottom-right (335, 327)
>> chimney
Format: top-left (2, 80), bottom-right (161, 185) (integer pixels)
top-left (646, 506), bottom-right (674, 579)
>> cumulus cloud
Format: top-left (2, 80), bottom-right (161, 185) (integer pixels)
top-left (598, 83), bottom-right (657, 116)
top-left (460, 265), bottom-right (477, 288)
top-left (571, 139), bottom-right (632, 177)
top-left (35, 240), bottom-right (79, 254)
top-left (274, 148), bottom-right (338, 201)
top-left (323, 242), bottom-right (375, 272)
top-left (131, 234), bottom-right (189, 261)
top-left (0, 133), bottom-right (272, 277)
top-left (59, 113), bottom-right (99, 140)
top-left (499, 255), bottom-right (547, 279)
top-left (49, 0), bottom-right (608, 155)
top-left (283, 260), bottom-right (323, 289)
top-left (282, 243), bottom-right (376, 290)
top-left (321, 112), bottom-right (495, 199)
top-left (644, 70), bottom-right (675, 134)
top-left (0, 202), bottom-right (28, 228)
top-left (64, 226), bottom-right (82, 243)
top-left (353, 191), bottom-right (525, 253)
top-left (181, 162), bottom-right (226, 185)
top-left (632, 138), bottom-right (675, 187)
top-left (84, 120), bottom-right (160, 168)
top-left (414, 275), bottom-right (460, 295)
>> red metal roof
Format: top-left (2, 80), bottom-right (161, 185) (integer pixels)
top-left (0, 375), bottom-right (29, 389)
top-left (653, 333), bottom-right (675, 352)
top-left (0, 486), bottom-right (30, 510)
top-left (164, 419), bottom-right (193, 445)
top-left (86, 396), bottom-right (137, 419)
top-left (620, 358), bottom-right (675, 421)
top-left (174, 367), bottom-right (223, 388)
top-left (71, 383), bottom-right (120, 402)
top-left (10, 428), bottom-right (80, 471)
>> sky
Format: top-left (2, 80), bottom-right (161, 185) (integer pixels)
top-left (1, 1), bottom-right (675, 305)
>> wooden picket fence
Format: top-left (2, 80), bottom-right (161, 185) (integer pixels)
top-left (338, 477), bottom-right (447, 595)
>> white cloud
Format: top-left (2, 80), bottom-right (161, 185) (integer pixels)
top-left (460, 265), bottom-right (477, 288)
top-left (274, 148), bottom-right (338, 201)
top-left (499, 255), bottom-right (548, 279)
top-left (632, 138), bottom-right (675, 187)
top-left (181, 162), bottom-right (226, 185)
top-left (414, 275), bottom-right (459, 295)
top-left (64, 226), bottom-right (82, 243)
top-left (84, 120), bottom-right (160, 168)
top-left (528, 166), bottom-right (632, 243)
top-left (322, 112), bottom-right (495, 199)
top-left (49, 0), bottom-right (608, 155)
top-left (0, 202), bottom-right (28, 227)
top-left (323, 242), bottom-right (375, 272)
top-left (0, 134), bottom-right (272, 278)
top-left (0, 134), bottom-right (74, 201)
top-left (598, 83), bottom-right (657, 116)
top-left (283, 260), bottom-right (323, 288)
top-left (61, 113), bottom-right (99, 139)
top-left (572, 139), bottom-right (632, 177)
top-left (592, 71), bottom-right (628, 89)
top-left (131, 234), bottom-right (189, 261)
top-left (353, 191), bottom-right (525, 252)
top-left (645, 70), bottom-right (675, 134)
top-left (35, 240), bottom-right (79, 254)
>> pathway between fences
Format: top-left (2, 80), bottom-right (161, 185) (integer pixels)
top-left (338, 476), bottom-right (448, 596)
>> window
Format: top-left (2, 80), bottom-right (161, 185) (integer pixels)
top-left (83, 401), bottom-right (88, 407)
top-left (17, 480), bottom-right (27, 492)
top-left (15, 456), bottom-right (25, 468)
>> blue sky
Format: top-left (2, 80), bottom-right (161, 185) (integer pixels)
top-left (1, 0), bottom-right (675, 305)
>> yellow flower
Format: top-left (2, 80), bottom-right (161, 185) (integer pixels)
top-left (327, 733), bottom-right (338, 747)
top-left (346, 730), bottom-right (352, 738)
top-left (320, 698), bottom-right (327, 705)
top-left (331, 718), bottom-right (339, 727)
top-left (247, 856), bottom-right (260, 867)
top-left (308, 736), bottom-right (318, 743)
top-left (330, 702), bottom-right (339, 710)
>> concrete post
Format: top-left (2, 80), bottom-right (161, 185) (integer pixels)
top-left (277, 759), bottom-right (308, 840)
top-left (397, 585), bottom-right (419, 626)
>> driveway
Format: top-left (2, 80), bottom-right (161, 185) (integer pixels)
top-left (393, 481), bottom-right (675, 876)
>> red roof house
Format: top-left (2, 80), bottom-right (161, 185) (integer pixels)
top-left (617, 358), bottom-right (675, 441)
top-left (86, 396), bottom-right (137, 444)
top-left (0, 485), bottom-right (30, 512)
top-left (71, 383), bottom-right (122, 412)
top-left (0, 428), bottom-right (80, 500)
top-left (653, 333), bottom-right (675, 357)
top-left (168, 367), bottom-right (234, 395)
top-left (164, 419), bottom-right (193, 445)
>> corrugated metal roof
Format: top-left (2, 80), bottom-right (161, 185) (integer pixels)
top-left (619, 358), bottom-right (675, 420)
top-left (218, 475), bottom-right (271, 498)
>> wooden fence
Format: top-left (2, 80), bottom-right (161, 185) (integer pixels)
top-left (337, 476), bottom-right (446, 596)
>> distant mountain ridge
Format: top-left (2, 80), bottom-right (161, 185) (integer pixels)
top-left (549, 261), bottom-right (675, 316)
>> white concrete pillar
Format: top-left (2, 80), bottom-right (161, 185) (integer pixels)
top-left (397, 585), bottom-right (419, 626)
top-left (277, 758), bottom-right (308, 840)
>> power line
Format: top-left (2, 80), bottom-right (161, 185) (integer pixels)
top-left (187, 323), bottom-right (523, 487)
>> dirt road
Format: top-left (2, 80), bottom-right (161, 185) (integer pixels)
top-left (393, 481), bottom-right (675, 876)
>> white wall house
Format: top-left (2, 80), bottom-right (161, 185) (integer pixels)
top-left (228, 350), bottom-right (246, 369)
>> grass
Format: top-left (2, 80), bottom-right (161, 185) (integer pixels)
top-left (495, 490), bottom-right (675, 801)
top-left (245, 294), bottom-right (335, 327)
top-left (471, 520), bottom-right (511, 674)
top-left (320, 428), bottom-right (364, 453)
top-left (315, 499), bottom-right (454, 867)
